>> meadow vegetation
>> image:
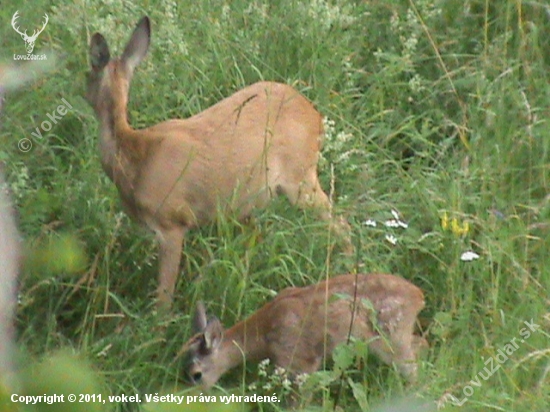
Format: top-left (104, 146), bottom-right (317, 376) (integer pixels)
top-left (0, 0), bottom-right (549, 411)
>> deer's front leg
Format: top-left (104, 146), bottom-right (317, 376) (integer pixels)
top-left (156, 226), bottom-right (186, 310)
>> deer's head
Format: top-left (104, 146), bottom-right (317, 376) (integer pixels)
top-left (179, 302), bottom-right (226, 389)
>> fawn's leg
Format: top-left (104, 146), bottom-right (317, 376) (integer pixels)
top-left (369, 321), bottom-right (422, 383)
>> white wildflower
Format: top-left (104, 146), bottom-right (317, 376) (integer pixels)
top-left (258, 358), bottom-right (270, 377)
top-left (385, 210), bottom-right (408, 229)
top-left (96, 343), bottom-right (112, 357)
top-left (404, 36), bottom-right (419, 53)
top-left (294, 373), bottom-right (309, 388)
top-left (363, 219), bottom-right (377, 227)
top-left (409, 73), bottom-right (423, 93)
top-left (385, 234), bottom-right (398, 245)
top-left (390, 12), bottom-right (400, 32)
top-left (384, 219), bottom-right (409, 229)
top-left (282, 378), bottom-right (292, 390)
top-left (322, 117), bottom-right (336, 135)
top-left (274, 366), bottom-right (286, 376)
top-left (460, 251), bottom-right (480, 262)
top-left (384, 219), bottom-right (401, 228)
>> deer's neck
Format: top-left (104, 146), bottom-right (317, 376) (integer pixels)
top-left (97, 109), bottom-right (129, 168)
top-left (96, 95), bottom-right (142, 210)
top-left (220, 317), bottom-right (270, 371)
top-left (110, 80), bottom-right (131, 134)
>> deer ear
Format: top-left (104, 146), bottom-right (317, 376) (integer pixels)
top-left (89, 33), bottom-right (110, 71)
top-left (121, 16), bottom-right (150, 74)
top-left (203, 317), bottom-right (223, 351)
top-left (192, 301), bottom-right (208, 333)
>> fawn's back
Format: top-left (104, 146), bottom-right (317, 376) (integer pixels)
top-left (251, 274), bottom-right (425, 371)
top-left (181, 273), bottom-right (426, 388)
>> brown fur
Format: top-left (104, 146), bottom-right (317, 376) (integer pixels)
top-left (86, 17), bottom-right (352, 309)
top-left (179, 273), bottom-right (427, 389)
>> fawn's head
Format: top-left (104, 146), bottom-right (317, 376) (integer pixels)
top-left (86, 16), bottom-right (150, 119)
top-left (180, 302), bottom-right (227, 389)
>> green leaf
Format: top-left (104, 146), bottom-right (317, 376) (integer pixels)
top-left (333, 342), bottom-right (355, 372)
top-left (348, 377), bottom-right (369, 412)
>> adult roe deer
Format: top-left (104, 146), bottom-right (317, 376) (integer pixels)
top-left (179, 273), bottom-right (427, 389)
top-left (85, 16), bottom-right (352, 309)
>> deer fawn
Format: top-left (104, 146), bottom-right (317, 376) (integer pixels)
top-left (179, 273), bottom-right (427, 389)
top-left (85, 17), bottom-right (352, 309)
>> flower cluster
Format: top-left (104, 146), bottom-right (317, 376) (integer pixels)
top-left (319, 117), bottom-right (361, 179)
top-left (363, 209), bottom-right (408, 246)
top-left (298, 0), bottom-right (359, 32)
top-left (374, 0), bottom-right (442, 95)
top-left (440, 211), bottom-right (481, 262)
top-left (247, 358), bottom-right (307, 396)
top-left (440, 211), bottom-right (470, 237)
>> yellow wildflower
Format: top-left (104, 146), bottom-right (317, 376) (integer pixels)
top-left (441, 212), bottom-right (469, 237)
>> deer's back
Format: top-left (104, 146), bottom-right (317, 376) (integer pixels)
top-left (256, 274), bottom-right (424, 365)
top-left (132, 81), bottom-right (323, 227)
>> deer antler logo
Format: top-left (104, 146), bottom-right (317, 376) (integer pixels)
top-left (11, 11), bottom-right (49, 55)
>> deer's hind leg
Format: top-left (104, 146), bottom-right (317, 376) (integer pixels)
top-left (276, 168), bottom-right (353, 254)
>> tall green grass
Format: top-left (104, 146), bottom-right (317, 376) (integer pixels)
top-left (1, 0), bottom-right (549, 411)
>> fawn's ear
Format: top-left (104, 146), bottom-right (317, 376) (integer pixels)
top-left (193, 301), bottom-right (223, 352)
top-left (121, 16), bottom-right (150, 74)
top-left (89, 33), bottom-right (110, 72)
top-left (193, 301), bottom-right (208, 333)
top-left (203, 317), bottom-right (223, 352)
